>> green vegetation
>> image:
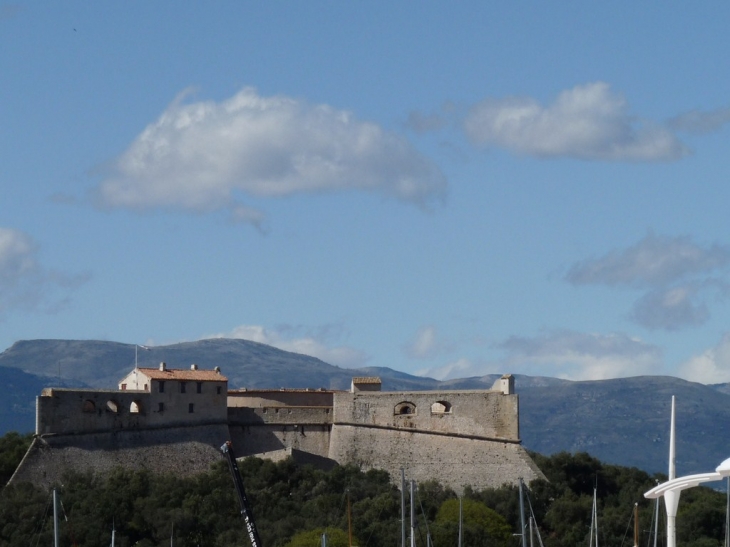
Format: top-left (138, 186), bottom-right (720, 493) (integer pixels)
top-left (0, 431), bottom-right (728, 547)
top-left (0, 431), bottom-right (32, 487)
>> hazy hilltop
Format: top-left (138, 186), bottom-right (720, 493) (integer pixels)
top-left (2, 338), bottom-right (730, 475)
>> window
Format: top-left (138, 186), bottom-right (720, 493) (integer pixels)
top-left (82, 400), bottom-right (96, 413)
top-left (189, 403), bottom-right (194, 413)
top-left (158, 402), bottom-right (164, 412)
top-left (196, 382), bottom-right (202, 394)
top-left (394, 401), bottom-right (416, 416)
top-left (130, 401), bottom-right (141, 414)
top-left (106, 400), bottom-right (119, 414)
top-left (431, 401), bottom-right (452, 414)
top-left (159, 381), bottom-right (165, 393)
top-left (120, 383), bottom-right (127, 391)
top-left (216, 386), bottom-right (222, 395)
top-left (180, 382), bottom-right (187, 394)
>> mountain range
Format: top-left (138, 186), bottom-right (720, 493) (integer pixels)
top-left (1, 338), bottom-right (728, 477)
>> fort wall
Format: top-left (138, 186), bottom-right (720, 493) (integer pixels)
top-left (15, 369), bottom-right (544, 494)
top-left (332, 389), bottom-right (519, 440)
top-left (10, 424), bottom-right (230, 490)
top-left (228, 390), bottom-right (335, 408)
top-left (36, 387), bottom-right (227, 436)
top-left (329, 424), bottom-right (542, 491)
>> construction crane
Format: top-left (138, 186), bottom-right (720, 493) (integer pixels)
top-left (220, 441), bottom-right (263, 547)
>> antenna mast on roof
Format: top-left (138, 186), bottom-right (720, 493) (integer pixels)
top-left (135, 344), bottom-right (150, 369)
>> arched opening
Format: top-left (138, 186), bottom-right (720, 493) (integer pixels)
top-left (394, 401), bottom-right (416, 416)
top-left (431, 401), bottom-right (452, 414)
top-left (106, 400), bottom-right (119, 414)
top-left (82, 400), bottom-right (96, 413)
top-left (130, 400), bottom-right (142, 414)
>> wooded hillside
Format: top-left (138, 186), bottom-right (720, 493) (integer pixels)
top-left (0, 432), bottom-right (726, 547)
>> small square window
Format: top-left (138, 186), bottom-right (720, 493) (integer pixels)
top-left (121, 383), bottom-right (127, 391)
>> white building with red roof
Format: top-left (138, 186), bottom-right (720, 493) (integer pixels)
top-left (117, 362), bottom-right (228, 426)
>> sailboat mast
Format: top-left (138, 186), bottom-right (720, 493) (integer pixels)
top-left (410, 480), bottom-right (416, 547)
top-left (519, 479), bottom-right (528, 547)
top-left (725, 477), bottom-right (730, 547)
top-left (652, 496), bottom-right (659, 547)
top-left (347, 493), bottom-right (353, 547)
top-left (401, 469), bottom-right (406, 547)
top-left (666, 396), bottom-right (678, 547)
top-left (633, 503), bottom-right (639, 547)
top-left (53, 489), bottom-right (60, 547)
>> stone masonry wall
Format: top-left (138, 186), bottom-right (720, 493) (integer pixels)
top-left (228, 406), bottom-right (332, 459)
top-left (328, 424), bottom-right (543, 493)
top-left (10, 424), bottom-right (231, 490)
top-left (332, 390), bottom-right (519, 440)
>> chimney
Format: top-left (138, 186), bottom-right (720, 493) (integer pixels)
top-left (214, 366), bottom-right (221, 374)
top-left (159, 362), bottom-right (166, 371)
top-left (190, 364), bottom-right (198, 371)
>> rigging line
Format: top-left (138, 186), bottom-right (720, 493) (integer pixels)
top-left (618, 504), bottom-right (635, 547)
top-left (525, 491), bottom-right (545, 547)
top-left (31, 491), bottom-right (54, 547)
top-left (363, 494), bottom-right (389, 547)
top-left (416, 488), bottom-right (433, 540)
top-left (646, 498), bottom-right (657, 547)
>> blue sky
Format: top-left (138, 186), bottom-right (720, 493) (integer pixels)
top-left (3, 2), bottom-right (730, 383)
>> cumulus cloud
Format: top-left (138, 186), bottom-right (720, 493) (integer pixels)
top-left (629, 285), bottom-right (712, 331)
top-left (463, 82), bottom-right (688, 161)
top-left (205, 324), bottom-right (369, 369)
top-left (566, 233), bottom-right (730, 330)
top-left (566, 233), bottom-right (730, 287)
top-left (677, 333), bottom-right (730, 384)
top-left (0, 227), bottom-right (88, 314)
top-left (403, 325), bottom-right (454, 359)
top-left (498, 330), bottom-right (662, 380)
top-left (668, 107), bottom-right (730, 135)
top-left (94, 87), bottom-right (447, 225)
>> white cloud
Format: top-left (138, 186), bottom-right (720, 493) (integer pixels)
top-left (94, 87), bottom-right (447, 225)
top-left (205, 324), bottom-right (369, 369)
top-left (668, 107), bottom-right (730, 135)
top-left (498, 330), bottom-right (662, 381)
top-left (630, 285), bottom-right (711, 331)
top-left (677, 333), bottom-right (730, 384)
top-left (464, 82), bottom-right (688, 161)
top-left (403, 325), bottom-right (454, 359)
top-left (0, 227), bottom-right (88, 314)
top-left (566, 233), bottom-right (730, 287)
top-left (0, 228), bottom-right (36, 287)
top-left (566, 233), bottom-right (730, 330)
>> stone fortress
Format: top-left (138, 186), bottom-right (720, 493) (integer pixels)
top-left (11, 363), bottom-right (544, 492)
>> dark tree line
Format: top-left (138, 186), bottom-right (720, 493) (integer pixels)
top-left (0, 431), bottom-right (727, 547)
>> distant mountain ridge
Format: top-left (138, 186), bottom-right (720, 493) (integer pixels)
top-left (2, 338), bottom-right (730, 476)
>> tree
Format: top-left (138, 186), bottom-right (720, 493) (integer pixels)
top-left (0, 431), bottom-right (32, 488)
top-left (433, 497), bottom-right (512, 547)
top-left (285, 527), bottom-right (350, 547)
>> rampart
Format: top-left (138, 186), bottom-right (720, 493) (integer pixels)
top-left (10, 424), bottom-right (230, 490)
top-left (12, 369), bottom-right (544, 493)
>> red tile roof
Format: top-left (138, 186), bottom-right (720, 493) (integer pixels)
top-left (137, 367), bottom-right (227, 382)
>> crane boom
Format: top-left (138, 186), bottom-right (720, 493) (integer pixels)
top-left (221, 441), bottom-right (263, 547)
